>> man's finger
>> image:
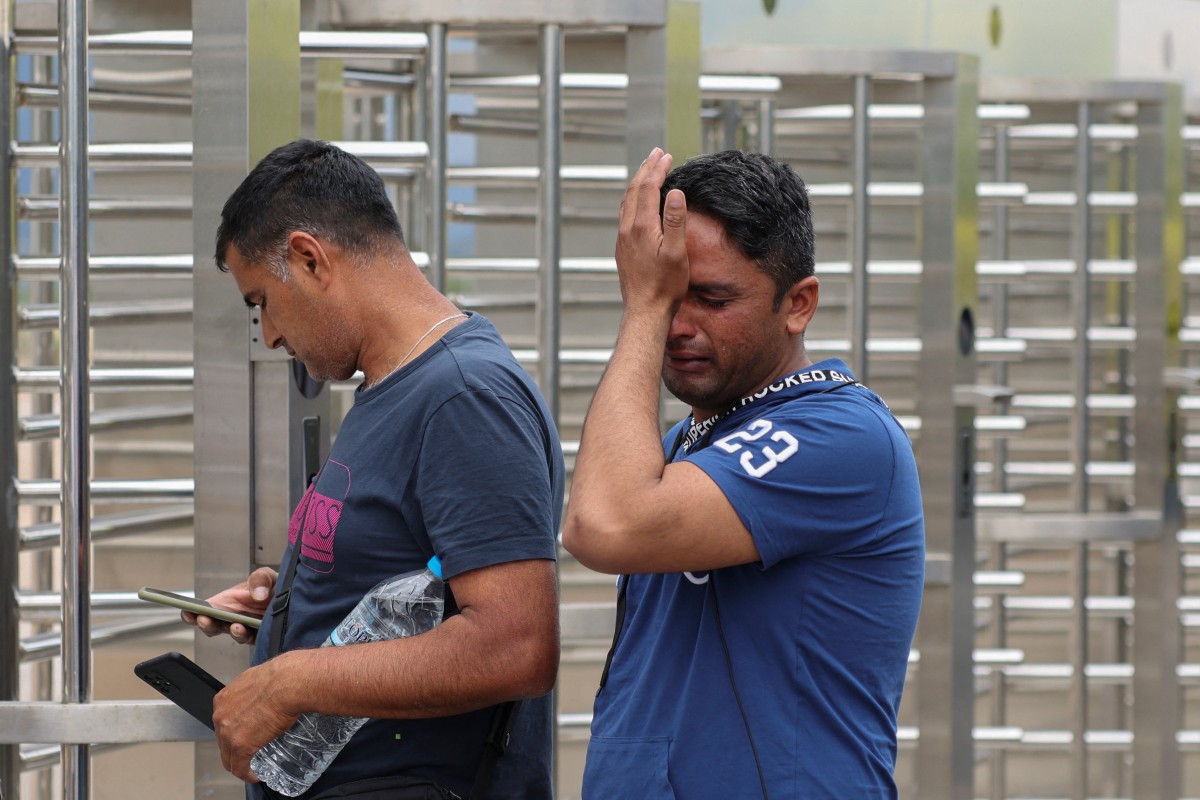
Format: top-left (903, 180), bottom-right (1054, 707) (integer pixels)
top-left (660, 188), bottom-right (688, 263)
top-left (620, 147), bottom-right (666, 230)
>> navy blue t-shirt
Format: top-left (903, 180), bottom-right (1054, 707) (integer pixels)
top-left (250, 313), bottom-right (563, 799)
top-left (584, 359), bottom-right (924, 799)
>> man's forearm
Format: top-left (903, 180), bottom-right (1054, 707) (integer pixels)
top-left (271, 606), bottom-right (556, 720)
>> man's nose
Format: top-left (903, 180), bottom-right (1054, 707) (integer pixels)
top-left (259, 310), bottom-right (283, 349)
top-left (667, 305), bottom-right (698, 341)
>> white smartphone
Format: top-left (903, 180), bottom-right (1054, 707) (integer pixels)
top-left (137, 587), bottom-right (263, 630)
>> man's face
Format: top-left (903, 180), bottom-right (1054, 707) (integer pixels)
top-left (223, 246), bottom-right (359, 382)
top-left (662, 213), bottom-right (798, 420)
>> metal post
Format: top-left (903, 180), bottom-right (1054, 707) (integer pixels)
top-left (757, 98), bottom-right (774, 156)
top-left (424, 22), bottom-right (447, 293)
top-left (988, 123), bottom-right (1010, 800)
top-left (192, 2), bottom-right (302, 796)
top-left (914, 54), bottom-right (979, 800)
top-left (1071, 101), bottom-right (1092, 513)
top-left (0, 0), bottom-right (18, 796)
top-left (1130, 83), bottom-right (1183, 800)
top-left (536, 24), bottom-right (563, 423)
top-left (850, 74), bottom-right (870, 383)
top-left (1068, 101), bottom-right (1092, 800)
top-left (58, 0), bottom-right (91, 797)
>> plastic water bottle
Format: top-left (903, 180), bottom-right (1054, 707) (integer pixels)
top-left (250, 556), bottom-right (445, 796)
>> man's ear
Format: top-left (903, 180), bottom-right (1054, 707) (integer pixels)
top-left (783, 276), bottom-right (819, 336)
top-left (286, 231), bottom-right (334, 289)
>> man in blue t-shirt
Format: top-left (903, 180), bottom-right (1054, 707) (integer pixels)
top-left (185, 139), bottom-right (563, 799)
top-left (563, 149), bottom-right (924, 798)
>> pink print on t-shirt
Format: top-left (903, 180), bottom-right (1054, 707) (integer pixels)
top-left (288, 459), bottom-right (350, 573)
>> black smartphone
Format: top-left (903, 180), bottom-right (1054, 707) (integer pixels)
top-left (138, 586), bottom-right (262, 630)
top-left (134, 651), bottom-right (225, 730)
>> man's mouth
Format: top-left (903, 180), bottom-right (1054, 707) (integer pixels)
top-left (665, 352), bottom-right (709, 372)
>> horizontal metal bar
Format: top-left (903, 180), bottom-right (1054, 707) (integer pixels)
top-left (12, 141), bottom-right (191, 170)
top-left (977, 259), bottom-right (1136, 280)
top-left (18, 591), bottom-right (181, 621)
top-left (0, 701), bottom-right (212, 743)
top-left (14, 254), bottom-right (193, 279)
top-left (15, 366), bottom-right (193, 391)
top-left (978, 511), bottom-right (1161, 543)
top-left (448, 202), bottom-right (613, 223)
top-left (13, 30), bottom-right (427, 59)
top-left (12, 140), bottom-right (426, 175)
top-left (19, 195), bottom-right (191, 219)
top-left (19, 299), bottom-right (192, 330)
top-left (18, 84), bottom-right (192, 113)
top-left (1010, 393), bottom-right (1135, 413)
top-left (20, 403), bottom-right (193, 441)
top-left (16, 479), bottom-right (194, 505)
top-left (21, 616), bottom-right (187, 662)
top-left (774, 102), bottom-right (1031, 122)
top-left (447, 164), bottom-right (625, 186)
top-left (21, 505), bottom-right (193, 551)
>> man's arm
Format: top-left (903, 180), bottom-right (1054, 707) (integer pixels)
top-left (561, 149), bottom-right (760, 576)
top-left (211, 557), bottom-right (558, 783)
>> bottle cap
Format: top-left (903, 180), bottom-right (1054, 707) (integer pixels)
top-left (427, 555), bottom-right (443, 579)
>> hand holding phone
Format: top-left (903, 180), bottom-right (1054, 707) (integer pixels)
top-left (134, 651), bottom-right (224, 730)
top-left (138, 587), bottom-right (263, 630)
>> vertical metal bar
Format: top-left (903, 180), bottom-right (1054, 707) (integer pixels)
top-left (537, 24), bottom-right (562, 423)
top-left (58, 0), bottom-right (91, 797)
top-left (850, 75), bottom-right (870, 383)
top-left (425, 23), bottom-right (447, 293)
top-left (720, 99), bottom-right (739, 150)
top-left (988, 123), bottom-right (1010, 800)
top-left (1071, 101), bottom-right (1092, 513)
top-left (1068, 540), bottom-right (1088, 800)
top-left (1131, 84), bottom-right (1183, 800)
top-left (0, 0), bottom-right (18, 795)
top-left (192, 1), bottom-right (300, 795)
top-left (914, 54), bottom-right (979, 800)
top-left (757, 98), bottom-right (774, 156)
top-left (1068, 101), bottom-right (1092, 800)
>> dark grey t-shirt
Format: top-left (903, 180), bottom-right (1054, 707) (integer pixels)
top-left (250, 313), bottom-right (563, 800)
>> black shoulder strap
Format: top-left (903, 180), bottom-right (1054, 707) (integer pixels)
top-left (267, 490), bottom-right (313, 659)
top-left (468, 699), bottom-right (520, 799)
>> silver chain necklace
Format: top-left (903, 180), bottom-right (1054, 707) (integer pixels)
top-left (368, 312), bottom-right (466, 388)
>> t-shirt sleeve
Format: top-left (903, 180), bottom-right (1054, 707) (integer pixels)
top-left (683, 401), bottom-right (899, 569)
top-left (414, 388), bottom-right (560, 578)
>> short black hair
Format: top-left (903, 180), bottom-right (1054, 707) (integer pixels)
top-left (661, 150), bottom-right (815, 308)
top-left (214, 138), bottom-right (405, 274)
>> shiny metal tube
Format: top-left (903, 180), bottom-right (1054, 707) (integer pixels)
top-left (850, 75), bottom-right (871, 383)
top-left (21, 506), bottom-right (194, 551)
top-left (0, 0), bottom-right (18, 791)
top-left (15, 29), bottom-right (428, 59)
top-left (19, 195), bottom-right (192, 219)
top-left (17, 478), bottom-right (194, 505)
top-left (425, 23), bottom-right (447, 292)
top-left (21, 616), bottom-right (187, 663)
top-left (19, 298), bottom-right (193, 330)
top-left (537, 24), bottom-right (563, 422)
top-left (1068, 100), bottom-right (1092, 800)
top-left (15, 366), bottom-right (194, 391)
top-left (19, 402), bottom-right (194, 440)
top-left (15, 253), bottom-right (192, 279)
top-left (757, 98), bottom-right (775, 155)
top-left (59, 0), bottom-right (91, 796)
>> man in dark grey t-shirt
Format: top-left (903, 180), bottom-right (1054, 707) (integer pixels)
top-left (184, 139), bottom-right (563, 799)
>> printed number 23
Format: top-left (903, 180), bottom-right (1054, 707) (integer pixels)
top-left (714, 420), bottom-right (799, 478)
